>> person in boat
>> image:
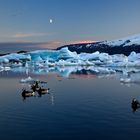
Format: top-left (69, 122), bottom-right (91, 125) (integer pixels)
top-left (38, 87), bottom-right (42, 97)
top-left (31, 81), bottom-right (40, 92)
top-left (31, 84), bottom-right (38, 92)
top-left (131, 98), bottom-right (140, 112)
top-left (35, 81), bottom-right (39, 88)
top-left (31, 84), bottom-right (36, 92)
top-left (37, 87), bottom-right (50, 97)
top-left (22, 89), bottom-right (35, 100)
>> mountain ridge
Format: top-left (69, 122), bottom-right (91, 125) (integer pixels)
top-left (57, 34), bottom-right (140, 56)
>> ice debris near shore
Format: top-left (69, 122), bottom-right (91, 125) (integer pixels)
top-left (0, 47), bottom-right (140, 67)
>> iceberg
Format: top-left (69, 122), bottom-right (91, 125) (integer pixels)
top-left (0, 53), bottom-right (31, 61)
top-left (1, 47), bottom-right (140, 68)
top-left (20, 76), bottom-right (37, 84)
top-left (120, 78), bottom-right (131, 83)
top-left (78, 51), bottom-right (99, 61)
top-left (128, 51), bottom-right (140, 62)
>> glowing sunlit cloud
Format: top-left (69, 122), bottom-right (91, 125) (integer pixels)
top-left (65, 40), bottom-right (97, 45)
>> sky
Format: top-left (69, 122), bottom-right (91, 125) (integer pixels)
top-left (0, 0), bottom-right (140, 44)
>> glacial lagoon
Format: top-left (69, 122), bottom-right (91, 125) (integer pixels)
top-left (0, 66), bottom-right (140, 140)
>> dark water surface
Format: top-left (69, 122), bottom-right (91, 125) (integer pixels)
top-left (0, 71), bottom-right (140, 140)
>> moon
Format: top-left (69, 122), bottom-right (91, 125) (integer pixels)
top-left (49, 19), bottom-right (53, 24)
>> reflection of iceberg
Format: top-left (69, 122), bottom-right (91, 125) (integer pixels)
top-left (17, 66), bottom-right (140, 86)
top-left (1, 64), bottom-right (140, 78)
top-left (120, 73), bottom-right (140, 84)
top-left (0, 66), bottom-right (11, 72)
top-left (1, 62), bottom-right (140, 86)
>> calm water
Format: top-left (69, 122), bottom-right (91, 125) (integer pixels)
top-left (0, 70), bottom-right (140, 140)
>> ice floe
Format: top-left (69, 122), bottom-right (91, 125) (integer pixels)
top-left (1, 47), bottom-right (140, 68)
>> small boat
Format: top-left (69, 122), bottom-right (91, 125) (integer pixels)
top-left (131, 98), bottom-right (140, 112)
top-left (37, 87), bottom-right (50, 95)
top-left (40, 88), bottom-right (50, 94)
top-left (22, 89), bottom-right (35, 97)
top-left (132, 98), bottom-right (140, 106)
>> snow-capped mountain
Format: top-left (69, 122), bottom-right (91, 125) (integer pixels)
top-left (101, 34), bottom-right (140, 46)
top-left (57, 34), bottom-right (140, 56)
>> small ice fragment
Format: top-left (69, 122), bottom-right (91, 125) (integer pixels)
top-left (20, 76), bottom-right (34, 83)
top-left (120, 78), bottom-right (131, 83)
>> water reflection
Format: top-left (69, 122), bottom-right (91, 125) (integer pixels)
top-left (1, 65), bottom-right (140, 86)
top-left (2, 64), bottom-right (140, 139)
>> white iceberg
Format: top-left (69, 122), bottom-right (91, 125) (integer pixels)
top-left (20, 76), bottom-right (36, 83)
top-left (1, 46), bottom-right (140, 68)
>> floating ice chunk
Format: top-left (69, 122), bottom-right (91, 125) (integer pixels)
top-left (29, 49), bottom-right (58, 61)
top-left (20, 76), bottom-right (36, 83)
top-left (120, 78), bottom-right (131, 83)
top-left (3, 53), bottom-right (30, 61)
top-left (0, 58), bottom-right (9, 63)
top-left (128, 51), bottom-right (140, 62)
top-left (111, 54), bottom-right (128, 63)
top-left (120, 76), bottom-right (140, 84)
top-left (56, 59), bottom-right (78, 66)
top-left (2, 46), bottom-right (140, 68)
top-left (29, 47), bottom-right (77, 62)
top-left (32, 55), bottom-right (43, 61)
top-left (99, 53), bottom-right (111, 62)
top-left (78, 51), bottom-right (99, 61)
top-left (58, 47), bottom-right (78, 60)
top-left (0, 53), bottom-right (31, 64)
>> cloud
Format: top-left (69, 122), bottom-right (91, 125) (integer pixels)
top-left (37, 41), bottom-right (62, 49)
top-left (38, 40), bottom-right (97, 49)
top-left (12, 32), bottom-right (47, 38)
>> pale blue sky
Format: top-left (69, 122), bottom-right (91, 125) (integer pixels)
top-left (0, 0), bottom-right (140, 43)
